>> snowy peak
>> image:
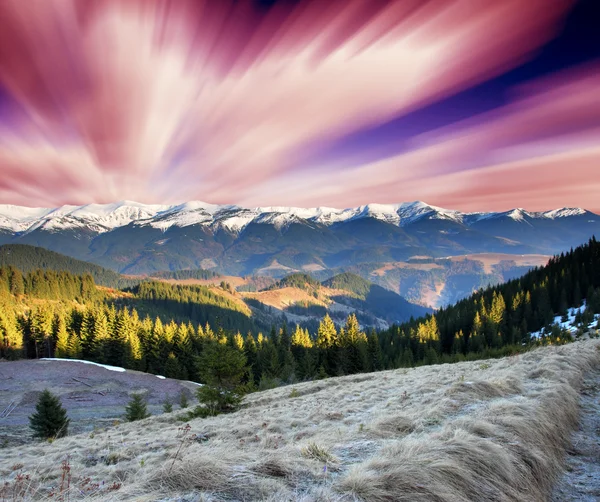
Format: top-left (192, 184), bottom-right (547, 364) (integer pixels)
top-left (396, 201), bottom-right (464, 226)
top-left (0, 201), bottom-right (593, 235)
top-left (506, 208), bottom-right (530, 222)
top-left (542, 207), bottom-right (587, 219)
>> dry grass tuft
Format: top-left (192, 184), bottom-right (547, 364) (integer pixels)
top-left (370, 414), bottom-right (415, 438)
top-left (300, 442), bottom-right (338, 464)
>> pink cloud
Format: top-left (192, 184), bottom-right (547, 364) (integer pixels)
top-left (2, 0), bottom-right (597, 213)
top-left (234, 65), bottom-right (600, 213)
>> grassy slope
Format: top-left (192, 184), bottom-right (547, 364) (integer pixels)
top-left (0, 339), bottom-right (597, 501)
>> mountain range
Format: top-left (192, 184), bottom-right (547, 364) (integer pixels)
top-left (0, 200), bottom-right (597, 307)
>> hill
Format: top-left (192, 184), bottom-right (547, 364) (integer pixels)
top-left (240, 271), bottom-right (430, 330)
top-left (271, 272), bottom-right (321, 292)
top-left (0, 244), bottom-right (136, 288)
top-left (322, 272), bottom-right (431, 325)
top-left (0, 359), bottom-right (198, 448)
top-left (0, 340), bottom-right (597, 500)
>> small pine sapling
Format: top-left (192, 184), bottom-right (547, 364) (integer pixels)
top-left (125, 393), bottom-right (150, 422)
top-left (29, 389), bottom-right (70, 440)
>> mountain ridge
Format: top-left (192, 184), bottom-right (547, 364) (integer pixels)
top-left (0, 200), bottom-right (594, 235)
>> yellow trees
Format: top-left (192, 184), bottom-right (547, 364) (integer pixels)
top-left (291, 324), bottom-right (313, 349)
top-left (317, 314), bottom-right (337, 349)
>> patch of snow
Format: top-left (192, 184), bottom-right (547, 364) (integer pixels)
top-left (506, 208), bottom-right (530, 222)
top-left (156, 375), bottom-right (166, 379)
top-left (529, 302), bottom-right (599, 339)
top-left (40, 358), bottom-right (127, 372)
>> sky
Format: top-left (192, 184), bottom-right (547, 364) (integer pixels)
top-left (0, 0), bottom-right (599, 212)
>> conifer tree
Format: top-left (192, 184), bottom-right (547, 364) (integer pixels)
top-left (29, 389), bottom-right (70, 439)
top-left (367, 330), bottom-right (383, 371)
top-left (125, 393), bottom-right (150, 422)
top-left (316, 314), bottom-right (337, 349)
top-left (54, 313), bottom-right (70, 358)
top-left (9, 267), bottom-right (24, 296)
top-left (196, 341), bottom-right (248, 415)
top-left (0, 311), bottom-right (22, 359)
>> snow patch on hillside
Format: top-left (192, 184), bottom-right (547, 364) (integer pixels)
top-left (530, 302), bottom-right (599, 339)
top-left (40, 358), bottom-right (127, 372)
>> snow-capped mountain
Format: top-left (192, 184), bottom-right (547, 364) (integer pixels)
top-left (0, 200), bottom-right (597, 276)
top-left (0, 200), bottom-right (592, 235)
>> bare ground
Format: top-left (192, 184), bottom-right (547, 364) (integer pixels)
top-left (552, 361), bottom-right (600, 501)
top-left (0, 360), bottom-right (198, 447)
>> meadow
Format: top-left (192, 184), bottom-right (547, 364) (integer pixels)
top-left (1, 339), bottom-right (598, 501)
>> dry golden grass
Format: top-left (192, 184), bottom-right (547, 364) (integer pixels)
top-left (242, 286), bottom-right (329, 310)
top-left (1, 339), bottom-right (598, 501)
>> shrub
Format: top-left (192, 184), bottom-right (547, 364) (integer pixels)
top-left (178, 390), bottom-right (189, 409)
top-left (195, 385), bottom-right (245, 417)
top-left (125, 393), bottom-right (150, 422)
top-left (163, 396), bottom-right (173, 413)
top-left (29, 389), bottom-right (70, 440)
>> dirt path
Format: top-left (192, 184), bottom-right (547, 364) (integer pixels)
top-left (552, 362), bottom-right (600, 501)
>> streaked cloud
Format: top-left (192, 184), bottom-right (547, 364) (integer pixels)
top-left (0, 0), bottom-right (598, 211)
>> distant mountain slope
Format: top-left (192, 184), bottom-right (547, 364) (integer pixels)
top-left (322, 272), bottom-right (430, 324)
top-left (0, 244), bottom-right (137, 288)
top-left (240, 271), bottom-right (430, 329)
top-left (322, 272), bottom-right (372, 297)
top-left (150, 269), bottom-right (220, 281)
top-left (0, 201), bottom-right (596, 278)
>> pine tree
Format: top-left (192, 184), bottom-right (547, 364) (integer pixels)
top-left (29, 389), bottom-right (70, 439)
top-left (316, 314), bottom-right (337, 348)
top-left (367, 330), bottom-right (383, 371)
top-left (125, 393), bottom-right (150, 422)
top-left (196, 341), bottom-right (248, 415)
top-left (54, 313), bottom-right (70, 358)
top-left (9, 267), bottom-right (24, 296)
top-left (163, 396), bottom-right (173, 413)
top-left (179, 390), bottom-right (189, 409)
top-left (0, 310), bottom-right (22, 359)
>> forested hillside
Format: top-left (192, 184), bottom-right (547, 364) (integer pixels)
top-left (149, 269), bottom-right (220, 281)
top-left (323, 272), bottom-right (430, 325)
top-left (0, 244), bottom-right (137, 288)
top-left (1, 239), bottom-right (598, 388)
top-left (378, 237), bottom-right (600, 367)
